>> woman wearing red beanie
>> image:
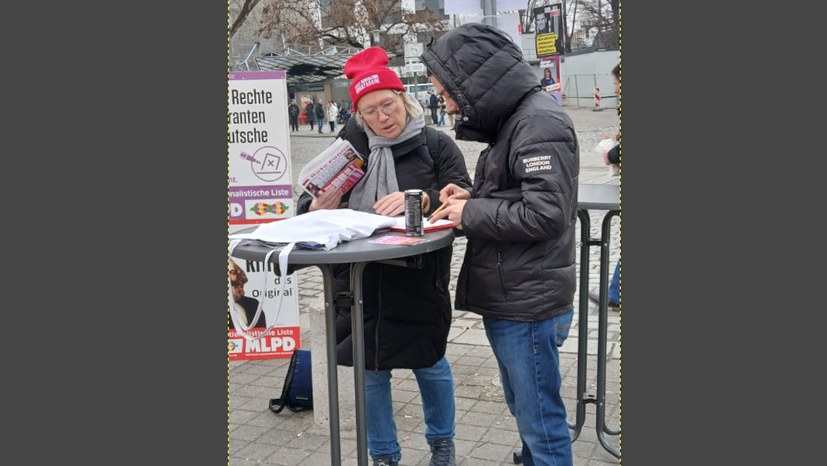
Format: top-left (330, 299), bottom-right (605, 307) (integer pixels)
top-left (296, 46), bottom-right (472, 466)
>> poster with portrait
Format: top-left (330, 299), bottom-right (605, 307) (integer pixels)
top-left (539, 56), bottom-right (563, 104)
top-left (534, 3), bottom-right (565, 58)
top-left (229, 70), bottom-right (300, 360)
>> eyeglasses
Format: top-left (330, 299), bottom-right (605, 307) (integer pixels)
top-left (359, 98), bottom-right (399, 119)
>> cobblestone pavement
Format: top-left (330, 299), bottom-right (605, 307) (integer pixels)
top-left (230, 106), bottom-right (622, 465)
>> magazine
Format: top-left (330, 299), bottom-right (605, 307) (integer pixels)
top-left (388, 216), bottom-right (454, 233)
top-left (297, 138), bottom-right (366, 197)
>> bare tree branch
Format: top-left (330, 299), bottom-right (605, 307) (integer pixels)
top-left (565, 0), bottom-right (578, 52)
top-left (230, 0), bottom-right (445, 54)
top-left (230, 0), bottom-right (262, 38)
top-left (575, 0), bottom-right (619, 47)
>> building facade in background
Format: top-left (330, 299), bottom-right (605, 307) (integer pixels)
top-left (230, 1), bottom-right (619, 108)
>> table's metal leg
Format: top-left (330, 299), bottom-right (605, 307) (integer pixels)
top-left (350, 262), bottom-right (369, 466)
top-left (569, 210), bottom-right (592, 441)
top-left (318, 265), bottom-right (342, 465)
top-left (595, 211), bottom-right (620, 458)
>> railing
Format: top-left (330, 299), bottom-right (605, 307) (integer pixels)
top-left (561, 73), bottom-right (619, 109)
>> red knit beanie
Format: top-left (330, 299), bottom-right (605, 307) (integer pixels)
top-left (344, 47), bottom-right (405, 110)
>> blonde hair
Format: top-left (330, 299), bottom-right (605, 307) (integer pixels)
top-left (354, 90), bottom-right (421, 129)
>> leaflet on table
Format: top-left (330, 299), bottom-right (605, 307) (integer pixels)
top-left (387, 216), bottom-right (454, 233)
top-left (298, 138), bottom-right (365, 197)
top-left (369, 235), bottom-right (428, 246)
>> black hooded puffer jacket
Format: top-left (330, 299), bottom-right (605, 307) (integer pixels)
top-left (421, 23), bottom-right (580, 321)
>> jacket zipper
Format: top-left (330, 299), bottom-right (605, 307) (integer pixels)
top-left (374, 267), bottom-right (382, 370)
top-left (496, 250), bottom-right (510, 301)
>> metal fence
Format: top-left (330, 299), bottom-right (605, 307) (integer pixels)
top-left (562, 73), bottom-right (619, 109)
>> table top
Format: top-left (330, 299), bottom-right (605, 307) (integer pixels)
top-left (578, 184), bottom-right (620, 211)
top-left (231, 229), bottom-right (455, 266)
top-left (231, 182), bottom-right (613, 266)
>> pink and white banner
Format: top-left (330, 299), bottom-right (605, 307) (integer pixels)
top-left (229, 70), bottom-right (300, 359)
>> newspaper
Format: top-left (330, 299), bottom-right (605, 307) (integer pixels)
top-left (297, 138), bottom-right (365, 197)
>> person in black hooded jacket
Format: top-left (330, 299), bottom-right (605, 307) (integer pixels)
top-left (296, 47), bottom-right (471, 466)
top-left (591, 63), bottom-right (622, 310)
top-left (423, 23), bottom-right (579, 466)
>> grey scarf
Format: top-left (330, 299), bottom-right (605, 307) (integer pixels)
top-left (348, 95), bottom-right (426, 213)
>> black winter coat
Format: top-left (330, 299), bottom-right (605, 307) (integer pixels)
top-left (421, 23), bottom-right (580, 321)
top-left (608, 143), bottom-right (621, 164)
top-left (297, 118), bottom-right (472, 369)
top-left (314, 103), bottom-right (325, 119)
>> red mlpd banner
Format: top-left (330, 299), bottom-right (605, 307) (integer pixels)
top-left (228, 326), bottom-right (301, 361)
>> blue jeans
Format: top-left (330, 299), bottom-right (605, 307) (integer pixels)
top-left (608, 261), bottom-right (621, 305)
top-left (316, 117), bottom-right (325, 133)
top-left (364, 356), bottom-right (455, 462)
top-left (484, 311), bottom-right (574, 466)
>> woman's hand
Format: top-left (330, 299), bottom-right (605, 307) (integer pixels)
top-left (309, 188), bottom-right (344, 211)
top-left (373, 191), bottom-right (406, 216)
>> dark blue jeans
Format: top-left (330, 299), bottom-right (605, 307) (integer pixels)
top-left (364, 356), bottom-right (455, 463)
top-left (484, 311), bottom-right (574, 466)
top-left (608, 261), bottom-right (621, 305)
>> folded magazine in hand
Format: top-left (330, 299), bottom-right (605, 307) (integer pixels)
top-left (298, 138), bottom-right (365, 197)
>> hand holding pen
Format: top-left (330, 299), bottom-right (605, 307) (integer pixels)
top-left (427, 202), bottom-right (449, 222)
top-left (429, 183), bottom-right (471, 229)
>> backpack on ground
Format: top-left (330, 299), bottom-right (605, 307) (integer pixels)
top-left (268, 349), bottom-right (313, 413)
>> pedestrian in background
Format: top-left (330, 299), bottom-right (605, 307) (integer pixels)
top-left (314, 99), bottom-right (326, 134)
top-left (339, 101), bottom-right (352, 124)
top-left (288, 99), bottom-right (300, 132)
top-left (590, 62), bottom-right (622, 311)
top-left (305, 100), bottom-right (315, 131)
top-left (327, 100), bottom-right (339, 133)
top-left (428, 90), bottom-right (439, 125)
top-left (423, 23), bottom-right (579, 466)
